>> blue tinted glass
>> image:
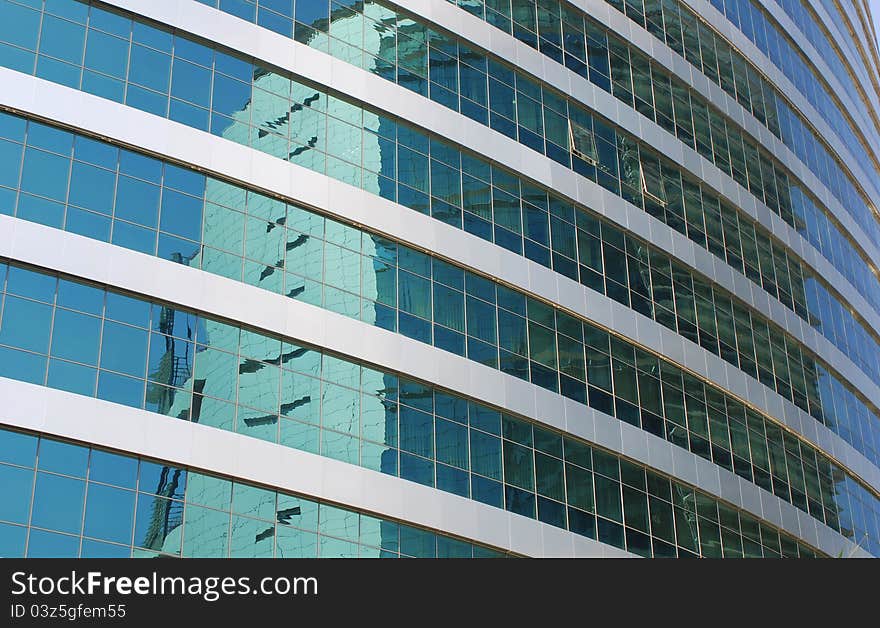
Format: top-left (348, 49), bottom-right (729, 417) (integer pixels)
top-left (212, 73), bottom-right (252, 118)
top-left (126, 86), bottom-right (166, 121)
top-left (399, 452), bottom-right (434, 486)
top-left (26, 529), bottom-right (79, 557)
top-left (85, 451), bottom-right (136, 490)
top-left (83, 29), bottom-right (128, 77)
top-left (0, 429), bottom-right (38, 467)
top-left (170, 58), bottom-right (212, 106)
top-left (88, 6), bottom-right (131, 38)
top-left (25, 122), bottom-right (73, 155)
top-left (0, 522), bottom-right (27, 558)
top-left (16, 193), bottom-right (65, 228)
top-left (0, 2), bottom-right (40, 51)
top-left (114, 175), bottom-right (160, 227)
top-left (0, 296), bottom-right (53, 354)
top-left (35, 55), bottom-right (80, 88)
top-left (6, 266), bottom-right (56, 301)
top-left (82, 70), bottom-right (124, 102)
top-left (138, 461), bottom-right (186, 499)
top-left (160, 189), bottom-right (203, 240)
top-left (38, 438), bottom-right (88, 477)
top-left (20, 148), bottom-right (69, 201)
top-left (100, 321), bottom-right (148, 377)
top-left (80, 539), bottom-right (129, 557)
top-left (164, 164), bottom-right (205, 197)
top-left (0, 187), bottom-right (15, 216)
top-left (119, 149), bottom-right (162, 183)
top-left (436, 463), bottom-right (469, 497)
top-left (0, 113), bottom-right (26, 142)
top-left (399, 405), bottom-right (433, 457)
top-left (0, 139), bottom-right (23, 188)
top-left (295, 0), bottom-right (329, 25)
top-left (104, 292), bottom-right (150, 327)
top-left (68, 161), bottom-right (115, 213)
top-left (471, 474), bottom-right (503, 507)
top-left (58, 279), bottom-right (104, 316)
top-left (65, 206), bottom-right (112, 241)
top-left (111, 220), bottom-right (156, 254)
top-left (45, 0), bottom-right (88, 22)
top-left (84, 483), bottom-right (135, 543)
top-left (214, 49), bottom-right (252, 81)
top-left (133, 493), bottom-right (182, 554)
top-left (399, 524), bottom-right (436, 557)
top-left (73, 135), bottom-right (117, 169)
top-left (182, 504), bottom-right (229, 557)
top-left (131, 19), bottom-right (172, 49)
top-left (0, 346), bottom-right (46, 384)
top-left (38, 15), bottom-right (86, 64)
top-left (97, 371), bottom-right (144, 407)
top-left (129, 44), bottom-right (171, 92)
top-left (56, 279), bottom-right (104, 315)
top-left (46, 359), bottom-right (96, 396)
top-left (50, 309), bottom-right (101, 364)
top-left (172, 34), bottom-right (212, 65)
top-left (0, 464), bottom-right (33, 524)
top-left (31, 472), bottom-right (85, 534)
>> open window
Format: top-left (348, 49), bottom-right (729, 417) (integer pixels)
top-left (640, 158), bottom-right (667, 207)
top-left (568, 120), bottom-right (598, 165)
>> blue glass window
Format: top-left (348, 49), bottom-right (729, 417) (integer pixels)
top-left (26, 529), bottom-right (79, 557)
top-left (20, 148), bottom-right (69, 201)
top-left (0, 296), bottom-right (53, 354)
top-left (100, 321), bottom-right (148, 377)
top-left (31, 472), bottom-right (85, 534)
top-left (84, 483), bottom-right (135, 544)
top-left (0, 464), bottom-right (33, 524)
top-left (50, 309), bottom-right (101, 364)
top-left (0, 522), bottom-right (27, 558)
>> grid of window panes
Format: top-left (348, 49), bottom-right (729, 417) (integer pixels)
top-left (0, 428), bottom-right (510, 558)
top-left (0, 261), bottom-right (876, 556)
top-left (188, 0), bottom-right (880, 317)
top-left (2, 111), bottom-right (879, 471)
top-left (815, 0), bottom-right (876, 88)
top-left (2, 4), bottom-right (880, 403)
top-left (605, 0), bottom-right (880, 212)
top-left (711, 0), bottom-right (876, 160)
top-left (1, 1), bottom-right (873, 378)
top-left (2, 0), bottom-right (878, 328)
top-left (438, 0), bottom-right (880, 317)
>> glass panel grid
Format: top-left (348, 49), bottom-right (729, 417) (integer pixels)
top-left (1, 110), bottom-right (879, 473)
top-left (1, 0), bottom-right (878, 347)
top-left (0, 260), bottom-right (875, 556)
top-left (0, 426), bottom-right (508, 558)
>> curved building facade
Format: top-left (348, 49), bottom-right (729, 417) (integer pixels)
top-left (0, 0), bottom-right (878, 558)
